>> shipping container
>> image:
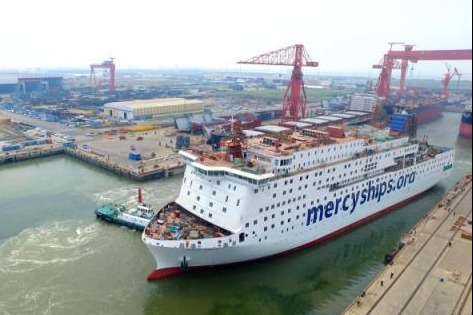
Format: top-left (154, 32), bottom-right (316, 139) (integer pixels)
top-left (2, 145), bottom-right (21, 152)
top-left (128, 152), bottom-right (141, 161)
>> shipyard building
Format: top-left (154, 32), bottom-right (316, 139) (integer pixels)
top-left (0, 77), bottom-right (63, 95)
top-left (103, 98), bottom-right (204, 120)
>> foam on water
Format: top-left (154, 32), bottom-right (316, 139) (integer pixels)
top-left (0, 221), bottom-right (103, 314)
top-left (0, 221), bottom-right (99, 274)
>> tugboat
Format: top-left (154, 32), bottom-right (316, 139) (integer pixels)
top-left (94, 187), bottom-right (155, 231)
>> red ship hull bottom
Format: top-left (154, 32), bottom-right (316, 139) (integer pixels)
top-left (147, 189), bottom-right (429, 281)
top-left (414, 106), bottom-right (445, 124)
top-left (459, 122), bottom-right (472, 138)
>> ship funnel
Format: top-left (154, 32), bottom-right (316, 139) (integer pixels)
top-left (138, 187), bottom-right (143, 204)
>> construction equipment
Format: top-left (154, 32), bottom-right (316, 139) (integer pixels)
top-left (238, 44), bottom-right (318, 123)
top-left (372, 44), bottom-right (472, 126)
top-left (441, 64), bottom-right (461, 98)
top-left (90, 57), bottom-right (116, 92)
top-left (373, 45), bottom-right (471, 100)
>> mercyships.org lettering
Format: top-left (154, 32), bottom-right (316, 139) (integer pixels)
top-left (307, 171), bottom-right (416, 226)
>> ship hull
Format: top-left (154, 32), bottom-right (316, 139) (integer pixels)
top-left (146, 189), bottom-right (431, 280)
top-left (459, 111), bottom-right (472, 138)
top-left (144, 154), bottom-right (453, 280)
top-left (410, 103), bottom-right (446, 124)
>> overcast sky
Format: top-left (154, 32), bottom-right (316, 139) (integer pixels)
top-left (0, 0), bottom-right (471, 79)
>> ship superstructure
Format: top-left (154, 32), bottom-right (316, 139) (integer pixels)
top-left (142, 125), bottom-right (454, 280)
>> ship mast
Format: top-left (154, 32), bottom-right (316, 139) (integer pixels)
top-left (223, 117), bottom-right (244, 161)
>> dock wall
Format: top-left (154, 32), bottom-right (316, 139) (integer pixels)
top-left (0, 146), bottom-right (185, 182)
top-left (0, 147), bottom-right (64, 164)
top-left (63, 148), bottom-right (185, 181)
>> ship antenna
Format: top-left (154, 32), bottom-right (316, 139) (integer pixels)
top-left (231, 115), bottom-right (234, 135)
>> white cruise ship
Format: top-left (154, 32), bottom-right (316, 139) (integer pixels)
top-left (142, 124), bottom-right (454, 280)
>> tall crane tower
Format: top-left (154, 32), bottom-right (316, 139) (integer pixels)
top-left (90, 57), bottom-right (116, 92)
top-left (238, 44), bottom-right (318, 123)
top-left (441, 64), bottom-right (461, 98)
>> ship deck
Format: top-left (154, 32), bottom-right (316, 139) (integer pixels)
top-left (144, 202), bottom-right (231, 241)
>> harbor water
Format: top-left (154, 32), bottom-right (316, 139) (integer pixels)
top-left (0, 112), bottom-right (471, 315)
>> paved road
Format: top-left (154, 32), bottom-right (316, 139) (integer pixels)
top-left (342, 173), bottom-right (472, 315)
top-left (0, 109), bottom-right (87, 137)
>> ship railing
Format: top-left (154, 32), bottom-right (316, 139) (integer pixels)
top-left (145, 202), bottom-right (232, 243)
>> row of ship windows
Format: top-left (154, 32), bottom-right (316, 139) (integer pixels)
top-left (241, 225), bottom-right (301, 244)
top-left (185, 155), bottom-right (443, 203)
top-left (264, 165), bottom-right (374, 190)
top-left (242, 222), bottom-right (342, 244)
top-left (213, 156), bottom-right (440, 198)
top-left (293, 149), bottom-right (401, 169)
top-left (318, 162), bottom-right (444, 198)
top-left (258, 197), bottom-right (307, 213)
top-left (269, 154), bottom-right (406, 190)
top-left (190, 164), bottom-right (421, 204)
top-left (240, 167), bottom-right (441, 237)
top-left (186, 161), bottom-right (443, 215)
top-left (292, 156), bottom-right (448, 181)
top-left (192, 204), bottom-right (228, 217)
top-left (262, 164), bottom-right (436, 205)
top-left (245, 212), bottom-right (308, 229)
top-left (185, 178), bottom-right (239, 192)
top-left (242, 212), bottom-right (347, 243)
top-left (294, 142), bottom-right (364, 159)
top-left (185, 151), bottom-right (410, 195)
top-left (189, 191), bottom-right (241, 207)
top-left (188, 162), bottom-right (446, 224)
top-left (189, 165), bottom-right (372, 196)
top-left (239, 168), bottom-right (422, 239)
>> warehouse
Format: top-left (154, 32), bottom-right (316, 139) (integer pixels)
top-left (103, 98), bottom-right (204, 120)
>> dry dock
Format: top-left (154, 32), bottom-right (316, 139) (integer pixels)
top-left (342, 171), bottom-right (472, 315)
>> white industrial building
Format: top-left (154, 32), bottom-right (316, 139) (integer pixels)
top-left (103, 98), bottom-right (204, 120)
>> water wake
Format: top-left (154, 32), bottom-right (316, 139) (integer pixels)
top-left (0, 221), bottom-right (99, 274)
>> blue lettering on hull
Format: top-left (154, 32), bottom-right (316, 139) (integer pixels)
top-left (307, 171), bottom-right (416, 226)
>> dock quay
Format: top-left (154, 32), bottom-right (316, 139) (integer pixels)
top-left (63, 148), bottom-right (185, 181)
top-left (0, 145), bottom-right (185, 181)
top-left (342, 171), bottom-right (472, 315)
top-left (0, 146), bottom-right (64, 164)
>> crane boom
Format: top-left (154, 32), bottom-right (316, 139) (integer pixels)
top-left (238, 44), bottom-right (318, 122)
top-left (386, 49), bottom-right (472, 61)
top-left (441, 65), bottom-right (461, 98)
top-left (374, 46), bottom-right (472, 100)
top-left (238, 44), bottom-right (319, 67)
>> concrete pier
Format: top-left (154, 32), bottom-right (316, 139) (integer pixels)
top-left (0, 146), bottom-right (64, 165)
top-left (0, 146), bottom-right (185, 181)
top-left (342, 171), bottom-right (472, 315)
top-left (64, 148), bottom-right (185, 181)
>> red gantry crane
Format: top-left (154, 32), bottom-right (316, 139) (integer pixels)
top-left (238, 44), bottom-right (318, 123)
top-left (373, 44), bottom-right (472, 100)
top-left (372, 44), bottom-right (472, 126)
top-left (90, 57), bottom-right (116, 92)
